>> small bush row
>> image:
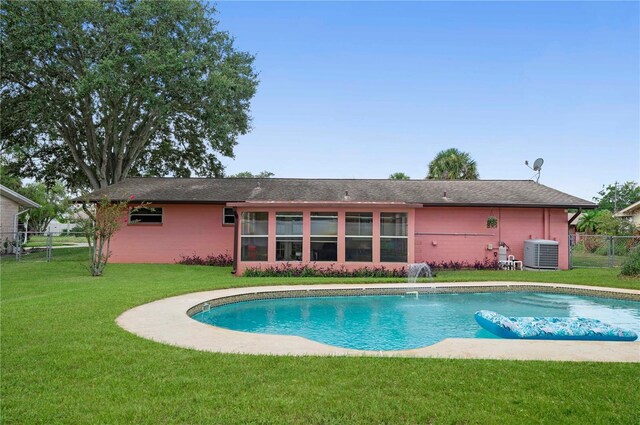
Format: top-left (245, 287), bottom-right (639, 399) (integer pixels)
top-left (242, 259), bottom-right (500, 277)
top-left (243, 264), bottom-right (410, 278)
top-left (424, 259), bottom-right (500, 271)
top-left (176, 253), bottom-right (233, 267)
top-left (175, 253), bottom-right (501, 275)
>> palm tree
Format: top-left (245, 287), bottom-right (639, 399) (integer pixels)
top-left (576, 210), bottom-right (600, 233)
top-left (389, 172), bottom-right (410, 180)
top-left (426, 148), bottom-right (479, 180)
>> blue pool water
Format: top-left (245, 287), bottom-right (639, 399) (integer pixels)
top-left (191, 292), bottom-right (640, 351)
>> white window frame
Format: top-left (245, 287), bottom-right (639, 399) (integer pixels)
top-left (276, 212), bottom-right (303, 261)
top-left (223, 207), bottom-right (235, 225)
top-left (380, 212), bottom-right (408, 262)
top-left (310, 212), bottom-right (338, 262)
top-left (240, 212), bottom-right (269, 261)
top-left (345, 212), bottom-right (373, 262)
top-left (129, 207), bottom-right (163, 225)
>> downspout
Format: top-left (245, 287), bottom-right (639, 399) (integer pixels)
top-left (542, 208), bottom-right (548, 239)
top-left (498, 207), bottom-right (502, 244)
top-left (232, 208), bottom-right (238, 275)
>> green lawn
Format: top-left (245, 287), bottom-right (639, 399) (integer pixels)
top-left (1, 251), bottom-right (639, 424)
top-left (24, 235), bottom-right (87, 248)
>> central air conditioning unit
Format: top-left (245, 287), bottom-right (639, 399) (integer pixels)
top-left (523, 239), bottom-right (559, 270)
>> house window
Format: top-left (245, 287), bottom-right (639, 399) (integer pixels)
top-left (310, 212), bottom-right (337, 261)
top-left (241, 212), bottom-right (268, 261)
top-left (345, 212), bottom-right (372, 262)
top-left (380, 212), bottom-right (408, 262)
top-left (223, 207), bottom-right (235, 225)
top-left (129, 207), bottom-right (163, 224)
top-left (276, 212), bottom-right (303, 261)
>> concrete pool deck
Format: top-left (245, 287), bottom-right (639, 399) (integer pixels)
top-left (116, 282), bottom-right (640, 362)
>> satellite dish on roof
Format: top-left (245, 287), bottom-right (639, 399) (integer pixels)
top-left (533, 158), bottom-right (544, 171)
top-left (525, 157), bottom-right (544, 183)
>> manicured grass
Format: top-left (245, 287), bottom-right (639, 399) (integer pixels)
top-left (24, 242), bottom-right (80, 247)
top-left (24, 235), bottom-right (87, 248)
top-left (28, 235), bottom-right (86, 243)
top-left (1, 253), bottom-right (639, 424)
top-left (436, 268), bottom-right (640, 290)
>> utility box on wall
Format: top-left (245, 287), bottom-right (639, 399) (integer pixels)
top-left (523, 239), bottom-right (559, 269)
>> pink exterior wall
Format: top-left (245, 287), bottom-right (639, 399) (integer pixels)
top-left (109, 203), bottom-right (569, 271)
top-left (414, 207), bottom-right (568, 269)
top-left (109, 204), bottom-right (234, 263)
top-left (234, 206), bottom-right (415, 275)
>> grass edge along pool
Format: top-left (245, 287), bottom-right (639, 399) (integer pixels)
top-left (190, 289), bottom-right (640, 351)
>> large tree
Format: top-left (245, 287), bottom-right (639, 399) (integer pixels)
top-left (593, 181), bottom-right (640, 213)
top-left (426, 148), bottom-right (479, 180)
top-left (1, 0), bottom-right (258, 190)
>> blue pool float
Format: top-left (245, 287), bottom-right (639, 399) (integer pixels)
top-left (474, 310), bottom-right (638, 342)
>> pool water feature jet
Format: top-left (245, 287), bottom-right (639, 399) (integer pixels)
top-left (405, 291), bottom-right (419, 299)
top-left (407, 262), bottom-right (432, 283)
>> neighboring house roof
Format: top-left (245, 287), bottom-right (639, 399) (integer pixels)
top-left (83, 178), bottom-right (596, 208)
top-left (614, 200), bottom-right (640, 217)
top-left (0, 184), bottom-right (41, 208)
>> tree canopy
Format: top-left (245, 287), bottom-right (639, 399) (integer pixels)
top-left (593, 181), bottom-right (640, 212)
top-left (577, 209), bottom-right (636, 236)
top-left (0, 160), bottom-right (21, 192)
top-left (426, 148), bottom-right (479, 180)
top-left (227, 171), bottom-right (274, 178)
top-left (15, 182), bottom-right (71, 232)
top-left (1, 0), bottom-right (258, 190)
top-left (389, 172), bottom-right (410, 180)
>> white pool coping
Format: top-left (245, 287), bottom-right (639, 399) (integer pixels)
top-left (116, 282), bottom-right (640, 362)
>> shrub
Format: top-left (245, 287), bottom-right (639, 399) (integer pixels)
top-left (177, 253), bottom-right (233, 267)
top-left (619, 245), bottom-right (640, 277)
top-left (242, 259), bottom-right (500, 278)
top-left (243, 264), bottom-right (410, 278)
top-left (626, 236), bottom-right (640, 251)
top-left (594, 244), bottom-right (609, 256)
top-left (424, 259), bottom-right (500, 271)
top-left (583, 237), bottom-right (604, 253)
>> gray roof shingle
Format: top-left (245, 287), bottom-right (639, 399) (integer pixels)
top-left (83, 178), bottom-right (596, 208)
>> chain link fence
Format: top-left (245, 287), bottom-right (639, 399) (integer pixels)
top-left (1, 231), bottom-right (89, 263)
top-left (4, 229), bottom-right (637, 269)
top-left (569, 234), bottom-right (639, 268)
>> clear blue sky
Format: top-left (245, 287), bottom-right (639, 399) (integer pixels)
top-left (214, 1), bottom-right (639, 201)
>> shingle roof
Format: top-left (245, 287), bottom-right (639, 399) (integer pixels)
top-left (83, 178), bottom-right (596, 208)
top-left (614, 200), bottom-right (640, 217)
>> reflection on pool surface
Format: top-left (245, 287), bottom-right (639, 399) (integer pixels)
top-left (192, 292), bottom-right (640, 351)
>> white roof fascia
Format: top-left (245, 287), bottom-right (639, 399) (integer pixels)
top-left (0, 184), bottom-right (41, 208)
top-left (614, 200), bottom-right (640, 217)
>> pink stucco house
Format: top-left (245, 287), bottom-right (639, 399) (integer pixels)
top-left (86, 178), bottom-right (595, 274)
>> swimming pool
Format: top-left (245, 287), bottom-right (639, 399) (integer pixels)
top-left (191, 292), bottom-right (640, 351)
